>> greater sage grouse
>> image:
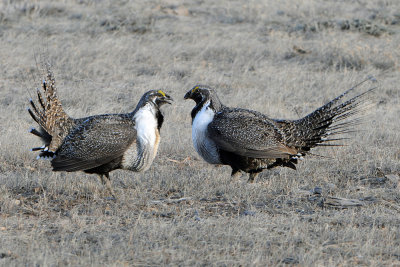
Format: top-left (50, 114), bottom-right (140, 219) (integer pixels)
top-left (28, 68), bottom-right (172, 195)
top-left (184, 80), bottom-right (374, 183)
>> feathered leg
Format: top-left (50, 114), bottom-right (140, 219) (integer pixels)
top-left (247, 172), bottom-right (261, 183)
top-left (231, 169), bottom-right (242, 181)
top-left (98, 173), bottom-right (115, 199)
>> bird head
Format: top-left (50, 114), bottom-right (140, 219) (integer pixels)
top-left (184, 85), bottom-right (214, 104)
top-left (184, 85), bottom-right (224, 115)
top-left (134, 90), bottom-right (173, 114)
top-left (144, 90), bottom-right (173, 107)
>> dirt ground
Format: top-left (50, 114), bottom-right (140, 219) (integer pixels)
top-left (0, 0), bottom-right (399, 266)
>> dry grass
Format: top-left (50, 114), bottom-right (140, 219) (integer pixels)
top-left (0, 0), bottom-right (400, 266)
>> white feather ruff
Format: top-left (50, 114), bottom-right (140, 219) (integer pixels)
top-left (122, 104), bottom-right (158, 170)
top-left (192, 101), bottom-right (221, 164)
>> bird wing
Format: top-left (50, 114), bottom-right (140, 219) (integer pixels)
top-left (51, 115), bottom-right (137, 172)
top-left (208, 108), bottom-right (297, 159)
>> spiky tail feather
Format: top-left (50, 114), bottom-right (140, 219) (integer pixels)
top-left (27, 65), bottom-right (74, 156)
top-left (28, 126), bottom-right (55, 158)
top-left (283, 78), bottom-right (376, 154)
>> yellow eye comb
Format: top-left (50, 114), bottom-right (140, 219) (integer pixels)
top-left (158, 90), bottom-right (166, 97)
top-left (191, 86), bottom-right (199, 93)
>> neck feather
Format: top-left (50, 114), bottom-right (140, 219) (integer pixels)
top-left (191, 95), bottom-right (223, 122)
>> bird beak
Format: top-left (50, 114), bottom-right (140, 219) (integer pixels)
top-left (184, 90), bottom-right (191, 100)
top-left (162, 94), bottom-right (173, 104)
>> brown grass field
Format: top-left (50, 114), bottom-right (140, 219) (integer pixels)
top-left (0, 0), bottom-right (400, 266)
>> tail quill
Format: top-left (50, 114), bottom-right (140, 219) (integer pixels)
top-left (29, 127), bottom-right (44, 138)
top-left (37, 88), bottom-right (45, 109)
top-left (27, 65), bottom-right (74, 155)
top-left (287, 78), bottom-right (376, 154)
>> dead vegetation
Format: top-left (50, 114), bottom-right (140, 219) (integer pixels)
top-left (0, 0), bottom-right (399, 266)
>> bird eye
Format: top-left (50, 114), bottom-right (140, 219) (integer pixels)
top-left (191, 86), bottom-right (199, 93)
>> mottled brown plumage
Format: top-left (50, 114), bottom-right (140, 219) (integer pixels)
top-left (28, 69), bottom-right (78, 156)
top-left (184, 80), bottom-right (375, 182)
top-left (28, 67), bottom-right (172, 195)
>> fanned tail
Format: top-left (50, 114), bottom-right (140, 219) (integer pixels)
top-left (27, 65), bottom-right (74, 158)
top-left (282, 77), bottom-right (376, 156)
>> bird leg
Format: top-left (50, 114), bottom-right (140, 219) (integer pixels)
top-left (231, 169), bottom-right (242, 181)
top-left (247, 172), bottom-right (260, 183)
top-left (98, 173), bottom-right (116, 199)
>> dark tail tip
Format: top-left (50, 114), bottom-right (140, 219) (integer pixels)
top-left (29, 127), bottom-right (44, 138)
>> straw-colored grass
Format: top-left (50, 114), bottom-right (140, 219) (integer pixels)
top-left (0, 0), bottom-right (399, 265)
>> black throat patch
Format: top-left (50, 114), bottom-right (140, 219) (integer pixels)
top-left (191, 100), bottom-right (219, 123)
top-left (156, 110), bottom-right (164, 131)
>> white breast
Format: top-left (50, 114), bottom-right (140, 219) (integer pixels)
top-left (122, 104), bottom-right (158, 171)
top-left (134, 104), bottom-right (157, 145)
top-left (192, 102), bottom-right (221, 164)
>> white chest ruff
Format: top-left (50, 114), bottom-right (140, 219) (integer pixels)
top-left (134, 105), bottom-right (157, 146)
top-left (192, 102), bottom-right (221, 164)
top-left (122, 105), bottom-right (159, 171)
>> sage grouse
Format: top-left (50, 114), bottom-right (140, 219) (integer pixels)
top-left (184, 80), bottom-right (374, 183)
top-left (28, 69), bottom-right (172, 195)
